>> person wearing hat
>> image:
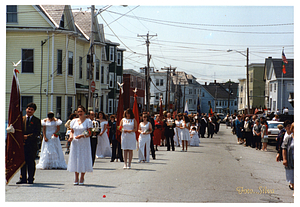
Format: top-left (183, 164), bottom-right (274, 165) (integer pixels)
top-left (36, 111), bottom-right (67, 169)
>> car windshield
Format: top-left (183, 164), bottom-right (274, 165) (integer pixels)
top-left (268, 123), bottom-right (282, 129)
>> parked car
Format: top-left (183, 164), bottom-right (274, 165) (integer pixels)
top-left (267, 121), bottom-right (284, 140)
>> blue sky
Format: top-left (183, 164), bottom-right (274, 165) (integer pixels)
top-left (73, 4), bottom-right (294, 84)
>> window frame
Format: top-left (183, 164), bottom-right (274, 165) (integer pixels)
top-left (57, 49), bottom-right (63, 75)
top-left (21, 49), bottom-right (34, 73)
top-left (6, 5), bottom-right (18, 23)
top-left (68, 51), bottom-right (73, 76)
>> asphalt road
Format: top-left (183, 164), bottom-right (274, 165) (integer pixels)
top-left (5, 124), bottom-right (294, 202)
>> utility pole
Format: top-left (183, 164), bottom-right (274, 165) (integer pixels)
top-left (138, 32), bottom-right (157, 112)
top-left (227, 79), bottom-right (231, 115)
top-left (161, 65), bottom-right (176, 111)
top-left (246, 48), bottom-right (250, 114)
top-left (88, 5), bottom-right (95, 111)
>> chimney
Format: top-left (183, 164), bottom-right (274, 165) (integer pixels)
top-left (205, 82), bottom-right (207, 85)
top-left (214, 80), bottom-right (217, 84)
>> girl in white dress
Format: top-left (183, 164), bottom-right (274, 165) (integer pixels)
top-left (174, 115), bottom-right (182, 147)
top-left (119, 109), bottom-right (137, 169)
top-left (96, 112), bottom-right (112, 158)
top-left (37, 112), bottom-right (67, 169)
top-left (67, 105), bottom-right (93, 185)
top-left (138, 114), bottom-right (153, 163)
top-left (190, 126), bottom-right (200, 146)
top-left (180, 115), bottom-right (190, 151)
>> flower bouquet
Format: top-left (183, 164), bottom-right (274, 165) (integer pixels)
top-left (82, 129), bottom-right (92, 138)
top-left (51, 132), bottom-right (60, 139)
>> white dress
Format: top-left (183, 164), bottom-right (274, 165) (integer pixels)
top-left (190, 130), bottom-right (200, 146)
top-left (67, 118), bottom-right (93, 173)
top-left (36, 119), bottom-right (67, 169)
top-left (96, 120), bottom-right (112, 158)
top-left (174, 120), bottom-right (182, 146)
top-left (138, 122), bottom-right (151, 162)
top-left (180, 122), bottom-right (190, 141)
top-left (121, 118), bottom-right (136, 150)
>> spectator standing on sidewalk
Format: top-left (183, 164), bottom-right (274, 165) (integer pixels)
top-left (252, 119), bottom-right (261, 150)
top-left (281, 122), bottom-right (294, 193)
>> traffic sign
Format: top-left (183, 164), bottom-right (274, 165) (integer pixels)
top-left (90, 81), bottom-right (95, 93)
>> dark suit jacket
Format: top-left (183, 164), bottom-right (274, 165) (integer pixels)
top-left (163, 119), bottom-right (175, 137)
top-left (22, 115), bottom-right (41, 154)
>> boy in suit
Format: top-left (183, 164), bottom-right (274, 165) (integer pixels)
top-left (17, 103), bottom-right (41, 184)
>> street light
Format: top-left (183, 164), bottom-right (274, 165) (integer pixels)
top-left (227, 48), bottom-right (250, 114)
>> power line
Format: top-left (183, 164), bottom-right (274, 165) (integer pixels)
top-left (106, 10), bottom-right (293, 35)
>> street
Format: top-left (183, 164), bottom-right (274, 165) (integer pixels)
top-left (5, 124), bottom-right (294, 202)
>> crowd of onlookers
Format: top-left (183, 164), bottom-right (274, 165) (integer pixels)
top-left (224, 113), bottom-right (294, 196)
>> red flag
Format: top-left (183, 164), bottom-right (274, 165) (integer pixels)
top-left (6, 70), bottom-right (25, 184)
top-left (116, 88), bottom-right (124, 143)
top-left (282, 49), bottom-right (288, 74)
top-left (132, 94), bottom-right (140, 141)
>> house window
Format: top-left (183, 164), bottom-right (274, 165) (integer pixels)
top-left (189, 99), bottom-right (192, 104)
top-left (137, 77), bottom-right (142, 89)
top-left (160, 79), bottom-right (164, 86)
top-left (21, 96), bottom-right (33, 116)
top-left (57, 49), bottom-right (62, 74)
top-left (240, 86), bottom-right (243, 92)
top-left (202, 92), bottom-right (205, 97)
top-left (109, 72), bottom-right (114, 88)
top-left (86, 64), bottom-right (91, 80)
top-left (273, 101), bottom-right (276, 111)
top-left (270, 83), bottom-right (272, 92)
top-left (156, 79), bottom-right (159, 86)
top-left (96, 59), bottom-right (100, 80)
top-left (67, 96), bottom-right (73, 118)
top-left (79, 56), bottom-right (82, 79)
top-left (189, 89), bottom-right (192, 94)
top-left (117, 76), bottom-right (122, 89)
top-left (106, 67), bottom-right (109, 84)
top-left (22, 49), bottom-right (34, 73)
top-left (101, 66), bottom-right (104, 83)
top-left (117, 51), bottom-right (121, 66)
top-left (68, 51), bottom-right (73, 75)
top-left (6, 5), bottom-right (17, 23)
top-left (108, 99), bottom-right (113, 114)
top-left (56, 96), bottom-right (62, 119)
top-left (109, 46), bottom-right (115, 62)
top-left (274, 83), bottom-right (276, 92)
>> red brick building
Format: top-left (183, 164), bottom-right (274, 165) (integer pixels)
top-left (123, 69), bottom-right (145, 113)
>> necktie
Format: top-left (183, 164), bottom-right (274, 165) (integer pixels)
top-left (26, 116), bottom-right (30, 128)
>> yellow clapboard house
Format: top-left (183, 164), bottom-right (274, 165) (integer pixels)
top-left (6, 5), bottom-right (107, 124)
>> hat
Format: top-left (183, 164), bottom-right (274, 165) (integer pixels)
top-left (48, 111), bottom-right (54, 115)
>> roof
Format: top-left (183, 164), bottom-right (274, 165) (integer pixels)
top-left (40, 5), bottom-right (66, 28)
top-left (202, 82), bottom-right (238, 99)
top-left (264, 58), bottom-right (294, 80)
top-left (272, 59), bottom-right (294, 78)
top-left (72, 10), bottom-right (91, 40)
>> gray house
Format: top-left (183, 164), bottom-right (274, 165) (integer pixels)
top-left (264, 57), bottom-right (294, 114)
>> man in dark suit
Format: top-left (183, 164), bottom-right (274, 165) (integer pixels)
top-left (163, 112), bottom-right (175, 151)
top-left (17, 103), bottom-right (41, 184)
top-left (200, 114), bottom-right (207, 138)
top-left (148, 112), bottom-right (156, 159)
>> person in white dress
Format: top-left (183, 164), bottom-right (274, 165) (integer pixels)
top-left (119, 109), bottom-right (137, 169)
top-left (67, 105), bottom-right (93, 185)
top-left (190, 126), bottom-right (200, 146)
top-left (36, 111), bottom-right (67, 169)
top-left (138, 114), bottom-right (153, 163)
top-left (96, 111), bottom-right (112, 158)
top-left (174, 115), bottom-right (182, 147)
top-left (180, 115), bottom-right (190, 151)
